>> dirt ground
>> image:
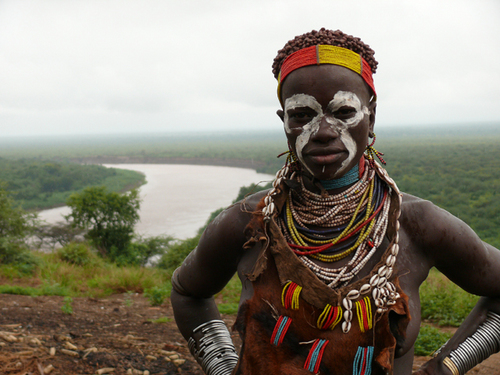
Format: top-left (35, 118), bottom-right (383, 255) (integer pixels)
top-left (0, 294), bottom-right (499, 375)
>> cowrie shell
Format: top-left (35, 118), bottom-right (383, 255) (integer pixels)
top-left (347, 290), bottom-right (360, 300)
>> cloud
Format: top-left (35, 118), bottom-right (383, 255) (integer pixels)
top-left (0, 0), bottom-right (499, 136)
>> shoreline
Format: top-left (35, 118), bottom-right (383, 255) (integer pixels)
top-left (69, 156), bottom-right (267, 171)
top-left (33, 160), bottom-right (272, 213)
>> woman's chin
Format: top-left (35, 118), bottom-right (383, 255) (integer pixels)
top-left (305, 162), bottom-right (350, 181)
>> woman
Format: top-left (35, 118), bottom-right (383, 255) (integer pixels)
top-left (171, 28), bottom-right (500, 375)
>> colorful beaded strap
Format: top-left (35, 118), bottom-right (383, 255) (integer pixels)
top-left (353, 346), bottom-right (374, 375)
top-left (270, 316), bottom-right (292, 346)
top-left (355, 297), bottom-right (373, 333)
top-left (304, 339), bottom-right (330, 373)
top-left (281, 281), bottom-right (302, 310)
top-left (317, 304), bottom-right (343, 330)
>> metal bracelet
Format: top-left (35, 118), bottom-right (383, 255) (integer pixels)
top-left (171, 267), bottom-right (190, 296)
top-left (447, 311), bottom-right (500, 374)
top-left (188, 320), bottom-right (239, 375)
top-left (443, 357), bottom-right (459, 375)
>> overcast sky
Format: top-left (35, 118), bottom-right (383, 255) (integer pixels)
top-left (0, 0), bottom-right (499, 137)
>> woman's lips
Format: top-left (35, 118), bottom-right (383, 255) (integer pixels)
top-left (308, 152), bottom-right (344, 164)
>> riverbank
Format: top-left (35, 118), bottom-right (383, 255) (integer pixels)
top-left (39, 164), bottom-right (274, 240)
top-left (70, 156), bottom-right (267, 171)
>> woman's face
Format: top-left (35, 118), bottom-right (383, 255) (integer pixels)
top-left (278, 64), bottom-right (376, 181)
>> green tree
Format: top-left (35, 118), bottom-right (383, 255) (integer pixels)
top-left (65, 186), bottom-right (140, 260)
top-left (0, 186), bottom-right (35, 239)
top-left (0, 185), bottom-right (38, 273)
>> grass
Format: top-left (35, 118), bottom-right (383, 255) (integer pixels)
top-left (1, 253), bottom-right (478, 327)
top-left (61, 296), bottom-right (74, 315)
top-left (420, 268), bottom-right (479, 326)
top-left (0, 251), bottom-right (172, 298)
top-left (149, 316), bottom-right (173, 324)
top-left (414, 324), bottom-right (452, 356)
top-left (216, 275), bottom-right (242, 305)
top-left (216, 276), bottom-right (242, 315)
top-left (0, 283), bottom-right (70, 297)
top-left (144, 284), bottom-right (171, 306)
top-left (218, 303), bottom-right (239, 315)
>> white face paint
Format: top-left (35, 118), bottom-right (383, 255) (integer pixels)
top-left (284, 91), bottom-right (370, 178)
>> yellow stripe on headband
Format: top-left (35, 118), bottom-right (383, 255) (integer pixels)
top-left (317, 45), bottom-right (362, 74)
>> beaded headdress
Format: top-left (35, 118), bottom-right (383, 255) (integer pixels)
top-left (277, 45), bottom-right (377, 105)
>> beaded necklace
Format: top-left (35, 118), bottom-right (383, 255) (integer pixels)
top-left (262, 156), bottom-right (402, 333)
top-left (275, 162), bottom-right (390, 289)
top-left (319, 163), bottom-right (360, 190)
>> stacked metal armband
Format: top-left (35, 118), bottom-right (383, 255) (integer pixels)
top-left (443, 312), bottom-right (500, 375)
top-left (188, 320), bottom-right (239, 375)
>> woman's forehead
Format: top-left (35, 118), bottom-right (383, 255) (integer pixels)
top-left (280, 64), bottom-right (371, 103)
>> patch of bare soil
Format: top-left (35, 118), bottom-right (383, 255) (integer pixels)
top-left (0, 294), bottom-right (232, 375)
top-left (1, 294), bottom-right (499, 375)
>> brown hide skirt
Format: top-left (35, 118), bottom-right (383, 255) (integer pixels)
top-left (233, 253), bottom-right (409, 375)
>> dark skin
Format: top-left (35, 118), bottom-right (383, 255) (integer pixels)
top-left (171, 64), bottom-right (500, 374)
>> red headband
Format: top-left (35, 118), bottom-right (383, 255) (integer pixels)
top-left (277, 45), bottom-right (376, 103)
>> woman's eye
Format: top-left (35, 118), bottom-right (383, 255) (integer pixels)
top-left (333, 106), bottom-right (356, 118)
top-left (289, 111), bottom-right (314, 120)
top-left (293, 113), bottom-right (309, 119)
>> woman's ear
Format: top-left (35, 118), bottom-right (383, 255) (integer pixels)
top-left (277, 109), bottom-right (284, 122)
top-left (368, 101), bottom-right (376, 136)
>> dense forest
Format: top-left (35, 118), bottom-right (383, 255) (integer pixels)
top-left (0, 158), bottom-right (145, 210)
top-left (382, 138), bottom-right (500, 248)
top-left (0, 123), bottom-right (498, 247)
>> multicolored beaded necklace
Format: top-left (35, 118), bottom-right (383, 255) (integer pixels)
top-left (276, 161), bottom-right (390, 288)
top-left (262, 151), bottom-right (402, 334)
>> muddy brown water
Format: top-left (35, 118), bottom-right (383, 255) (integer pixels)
top-left (38, 164), bottom-right (273, 240)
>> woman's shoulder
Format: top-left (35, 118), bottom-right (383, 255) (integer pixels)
top-left (200, 188), bottom-right (271, 247)
top-left (214, 188), bottom-right (269, 224)
top-left (398, 192), bottom-right (480, 255)
top-left (400, 192), bottom-right (454, 224)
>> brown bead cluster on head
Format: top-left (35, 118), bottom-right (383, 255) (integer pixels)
top-left (272, 28), bottom-right (378, 79)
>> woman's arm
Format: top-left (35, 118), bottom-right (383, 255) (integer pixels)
top-left (171, 202), bottom-right (249, 332)
top-left (170, 193), bottom-right (265, 374)
top-left (408, 201), bottom-right (500, 374)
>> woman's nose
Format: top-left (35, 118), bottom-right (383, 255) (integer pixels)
top-left (311, 116), bottom-right (340, 143)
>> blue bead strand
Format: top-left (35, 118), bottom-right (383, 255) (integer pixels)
top-left (320, 164), bottom-right (359, 190)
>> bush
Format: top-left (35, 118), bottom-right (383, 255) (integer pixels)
top-left (34, 222), bottom-right (85, 249)
top-left (144, 285), bottom-right (170, 306)
top-left (232, 182), bottom-right (272, 203)
top-left (414, 325), bottom-right (452, 356)
top-left (57, 242), bottom-right (97, 266)
top-left (156, 235), bottom-right (200, 271)
top-left (0, 238), bottom-right (39, 275)
top-left (108, 243), bottom-right (143, 267)
top-left (133, 235), bottom-right (175, 266)
top-left (0, 185), bottom-right (37, 239)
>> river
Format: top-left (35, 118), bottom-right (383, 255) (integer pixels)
top-left (38, 164), bottom-right (274, 239)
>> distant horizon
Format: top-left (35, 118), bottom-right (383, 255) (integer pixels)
top-left (1, 121), bottom-right (499, 142)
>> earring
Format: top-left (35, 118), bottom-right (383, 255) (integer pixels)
top-left (365, 133), bottom-right (386, 165)
top-left (277, 143), bottom-right (299, 165)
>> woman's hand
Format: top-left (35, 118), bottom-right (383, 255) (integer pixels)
top-left (412, 357), bottom-right (453, 375)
